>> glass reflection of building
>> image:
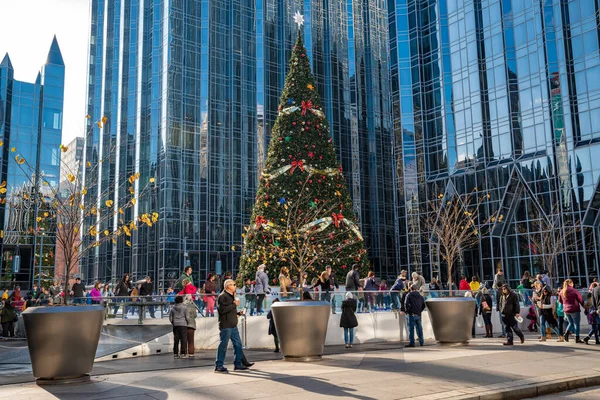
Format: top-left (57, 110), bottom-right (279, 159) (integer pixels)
top-left (389, 0), bottom-right (600, 287)
top-left (83, 0), bottom-right (395, 287)
top-left (0, 37), bottom-right (64, 290)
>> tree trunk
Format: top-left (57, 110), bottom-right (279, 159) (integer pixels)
top-left (63, 260), bottom-right (70, 305)
top-left (448, 261), bottom-right (453, 297)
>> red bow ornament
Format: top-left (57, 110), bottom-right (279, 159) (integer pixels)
top-left (255, 216), bottom-right (267, 229)
top-left (331, 213), bottom-right (344, 228)
top-left (290, 160), bottom-right (305, 174)
top-left (301, 100), bottom-right (313, 116)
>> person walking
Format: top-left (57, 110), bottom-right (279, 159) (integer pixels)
top-left (499, 284), bottom-right (524, 345)
top-left (185, 295), bottom-right (197, 356)
top-left (215, 279), bottom-right (247, 373)
top-left (326, 265), bottom-right (339, 313)
top-left (267, 298), bottom-right (280, 352)
top-left (203, 274), bottom-right (217, 317)
top-left (90, 282), bottom-right (103, 305)
top-left (176, 266), bottom-right (194, 292)
top-left (555, 294), bottom-right (566, 342)
top-left (140, 276), bottom-right (156, 318)
top-left (0, 300), bottom-right (16, 338)
top-left (169, 295), bottom-right (189, 359)
top-left (404, 283), bottom-right (426, 347)
top-left (114, 274), bottom-right (132, 316)
top-left (559, 279), bottom-right (584, 343)
top-left (584, 283), bottom-right (600, 344)
top-left (469, 276), bottom-right (480, 292)
top-left (345, 264), bottom-right (361, 292)
top-left (493, 267), bottom-right (507, 338)
top-left (254, 264), bottom-right (270, 315)
top-left (340, 292), bottom-right (358, 348)
top-left (480, 288), bottom-right (494, 337)
top-left (70, 277), bottom-right (86, 304)
top-left (539, 286), bottom-right (560, 342)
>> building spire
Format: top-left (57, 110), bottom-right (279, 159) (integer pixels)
top-left (1, 52), bottom-right (13, 69)
top-left (46, 35), bottom-right (65, 66)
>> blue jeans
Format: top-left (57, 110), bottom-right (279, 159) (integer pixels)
top-left (215, 327), bottom-right (243, 368)
top-left (344, 327), bottom-right (355, 344)
top-left (390, 292), bottom-right (401, 309)
top-left (498, 311), bottom-right (506, 335)
top-left (72, 297), bottom-right (83, 304)
top-left (408, 315), bottom-right (424, 346)
top-left (565, 312), bottom-right (581, 337)
top-left (540, 315), bottom-right (559, 338)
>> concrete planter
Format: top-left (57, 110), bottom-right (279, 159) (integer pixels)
top-left (271, 301), bottom-right (330, 361)
top-left (425, 297), bottom-right (476, 345)
top-left (22, 305), bottom-right (104, 384)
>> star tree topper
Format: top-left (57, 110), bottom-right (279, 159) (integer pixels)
top-left (293, 11), bottom-right (304, 28)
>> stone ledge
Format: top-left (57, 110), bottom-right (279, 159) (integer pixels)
top-left (420, 371), bottom-right (600, 400)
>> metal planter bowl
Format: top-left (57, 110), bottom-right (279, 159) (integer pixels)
top-left (22, 305), bottom-right (104, 384)
top-left (271, 301), bottom-right (330, 361)
top-left (425, 297), bottom-right (476, 345)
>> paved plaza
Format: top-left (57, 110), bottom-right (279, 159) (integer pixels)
top-left (1, 334), bottom-right (600, 399)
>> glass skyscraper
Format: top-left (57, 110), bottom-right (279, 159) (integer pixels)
top-left (389, 0), bottom-right (600, 287)
top-left (83, 0), bottom-right (396, 287)
top-left (0, 37), bottom-right (65, 290)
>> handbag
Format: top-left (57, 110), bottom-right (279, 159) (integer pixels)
top-left (482, 301), bottom-right (490, 312)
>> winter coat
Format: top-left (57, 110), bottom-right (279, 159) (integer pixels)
top-left (175, 273), bottom-right (194, 292)
top-left (363, 277), bottom-right (379, 291)
top-left (390, 278), bottom-right (404, 292)
top-left (479, 294), bottom-right (493, 315)
top-left (90, 288), bottom-right (103, 302)
top-left (254, 271), bottom-right (270, 295)
top-left (340, 298), bottom-right (358, 328)
top-left (139, 282), bottom-right (154, 296)
top-left (345, 269), bottom-right (360, 291)
top-left (499, 290), bottom-right (520, 317)
top-left (411, 275), bottom-right (427, 291)
top-left (593, 285), bottom-right (600, 312)
top-left (559, 286), bottom-right (584, 314)
top-left (169, 303), bottom-right (188, 327)
top-left (267, 309), bottom-right (277, 336)
top-left (217, 291), bottom-right (239, 330)
top-left (178, 283), bottom-right (198, 298)
top-left (204, 280), bottom-right (217, 294)
top-left (0, 304), bottom-right (16, 323)
top-left (115, 280), bottom-right (131, 297)
top-left (459, 280), bottom-right (470, 291)
top-left (279, 274), bottom-right (292, 294)
top-left (186, 303), bottom-right (197, 330)
top-left (404, 291), bottom-right (426, 316)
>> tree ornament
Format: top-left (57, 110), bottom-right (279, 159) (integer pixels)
top-left (285, 136), bottom-right (291, 142)
top-left (279, 197), bottom-right (286, 205)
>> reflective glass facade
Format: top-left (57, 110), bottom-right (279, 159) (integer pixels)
top-left (84, 0), bottom-right (395, 287)
top-left (0, 38), bottom-right (65, 290)
top-left (389, 0), bottom-right (600, 287)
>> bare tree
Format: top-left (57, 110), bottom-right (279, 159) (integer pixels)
top-left (518, 203), bottom-right (581, 284)
top-left (423, 190), bottom-right (495, 296)
top-left (3, 117), bottom-right (158, 303)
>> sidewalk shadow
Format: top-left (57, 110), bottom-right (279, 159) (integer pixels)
top-left (232, 369), bottom-right (377, 400)
top-left (39, 378), bottom-right (168, 400)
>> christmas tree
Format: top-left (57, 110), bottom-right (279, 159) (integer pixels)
top-left (239, 22), bottom-right (369, 284)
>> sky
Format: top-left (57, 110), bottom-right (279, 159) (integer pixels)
top-left (0, 0), bottom-right (91, 144)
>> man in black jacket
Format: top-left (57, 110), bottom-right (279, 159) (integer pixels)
top-left (139, 276), bottom-right (156, 318)
top-left (499, 284), bottom-right (524, 345)
top-left (345, 264), bottom-right (360, 291)
top-left (404, 283), bottom-right (426, 347)
top-left (326, 266), bottom-right (339, 314)
top-left (70, 277), bottom-right (86, 304)
top-left (215, 279), bottom-right (246, 373)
